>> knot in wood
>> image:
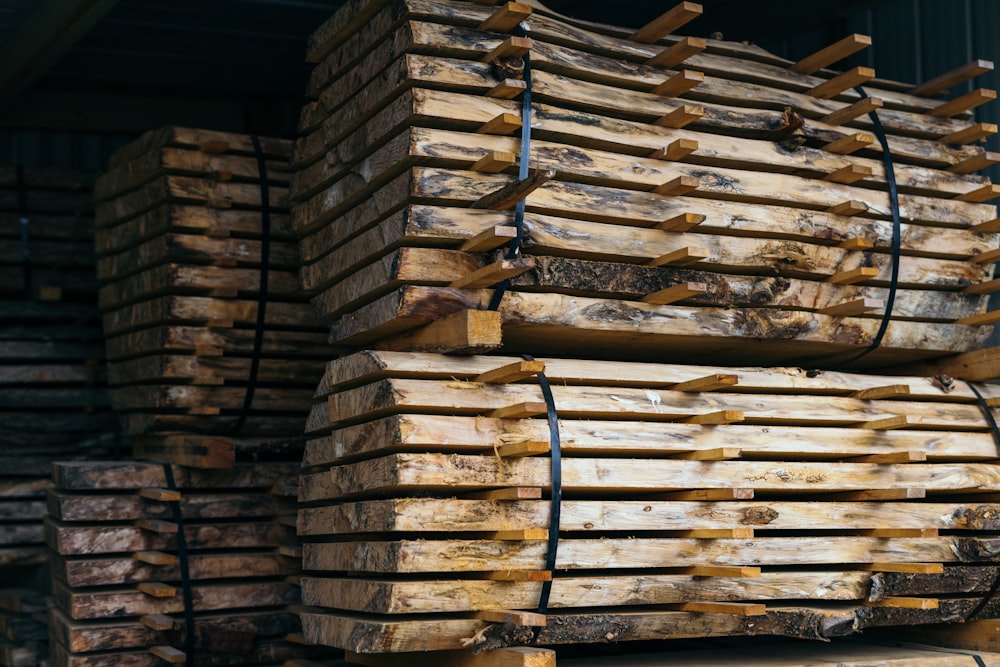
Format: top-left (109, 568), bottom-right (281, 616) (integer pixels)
top-left (491, 55), bottom-right (525, 80)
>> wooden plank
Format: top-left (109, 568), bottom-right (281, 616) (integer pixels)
top-left (791, 34), bottom-right (872, 75)
top-left (912, 59), bottom-right (995, 97)
top-left (929, 88), bottom-right (997, 117)
top-left (629, 2), bottom-right (703, 43)
top-left (646, 37), bottom-right (706, 69)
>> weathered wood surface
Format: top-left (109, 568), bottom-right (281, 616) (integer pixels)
top-left (100, 295), bottom-right (318, 337)
top-left (52, 461), bottom-right (297, 490)
top-left (104, 127), bottom-right (291, 172)
top-left (298, 499), bottom-right (1000, 536)
top-left (109, 383), bottom-right (313, 412)
top-left (301, 453), bottom-right (1000, 501)
top-left (48, 490), bottom-right (291, 522)
top-left (49, 608), bottom-right (300, 654)
top-left (103, 325), bottom-right (330, 362)
top-left (106, 353), bottom-right (321, 386)
top-left (45, 518), bottom-right (293, 555)
top-left (53, 551), bottom-right (296, 587)
top-left (328, 286), bottom-right (992, 367)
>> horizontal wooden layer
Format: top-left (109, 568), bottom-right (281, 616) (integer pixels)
top-left (107, 353), bottom-right (322, 387)
top-left (53, 551), bottom-right (296, 587)
top-left (328, 286), bottom-right (992, 367)
top-left (103, 325), bottom-right (330, 362)
top-left (302, 535), bottom-right (1000, 573)
top-left (104, 126), bottom-right (291, 172)
top-left (48, 490), bottom-right (292, 523)
top-left (298, 498), bottom-right (1000, 536)
top-left (52, 461), bottom-right (297, 491)
top-left (300, 453), bottom-right (1000, 501)
top-left (118, 412), bottom-right (308, 438)
top-left (109, 383), bottom-right (313, 413)
top-left (50, 639), bottom-right (323, 667)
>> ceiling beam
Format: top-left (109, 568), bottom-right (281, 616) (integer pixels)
top-left (0, 0), bottom-right (121, 112)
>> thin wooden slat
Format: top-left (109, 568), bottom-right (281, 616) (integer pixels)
top-left (650, 70), bottom-right (704, 97)
top-left (792, 34), bottom-right (873, 74)
top-left (477, 2), bottom-right (531, 33)
top-left (820, 97), bottom-right (883, 126)
top-left (824, 164), bottom-right (873, 184)
top-left (641, 282), bottom-right (707, 305)
top-left (939, 123), bottom-right (998, 145)
top-left (911, 59), bottom-right (995, 97)
top-left (654, 105), bottom-right (704, 128)
top-left (646, 37), bottom-right (706, 69)
top-left (629, 1), bottom-right (703, 43)
top-left (823, 133), bottom-right (875, 154)
top-left (648, 138), bottom-right (698, 161)
top-left (807, 67), bottom-right (876, 99)
top-left (929, 89), bottom-right (997, 117)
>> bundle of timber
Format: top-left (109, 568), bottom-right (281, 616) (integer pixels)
top-left (291, 0), bottom-right (1000, 368)
top-left (46, 459), bottom-right (333, 667)
top-left (94, 127), bottom-right (331, 466)
top-left (296, 350), bottom-right (1000, 655)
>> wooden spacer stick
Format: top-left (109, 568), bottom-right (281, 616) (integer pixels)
top-left (847, 450), bottom-right (927, 463)
top-left (138, 488), bottom-right (181, 502)
top-left (630, 1), bottom-right (703, 43)
top-left (939, 122), bottom-right (997, 145)
top-left (828, 267), bottom-right (877, 285)
top-left (496, 440), bottom-right (551, 458)
top-left (487, 79), bottom-right (527, 99)
top-left (379, 309), bottom-right (503, 355)
top-left (826, 200), bottom-right (869, 216)
top-left (653, 488), bottom-right (754, 501)
top-left (865, 597), bottom-right (939, 609)
top-left (482, 36), bottom-right (532, 63)
top-left (671, 447), bottom-right (742, 460)
top-left (149, 646), bottom-right (186, 664)
top-left (471, 150), bottom-right (517, 173)
top-left (792, 34), bottom-right (872, 74)
top-left (824, 164), bottom-right (872, 184)
top-left (653, 175), bottom-right (700, 195)
top-left (487, 529), bottom-right (549, 541)
top-left (478, 570), bottom-right (553, 581)
top-left (476, 360), bottom-right (545, 384)
top-left (651, 70), bottom-right (704, 97)
top-left (648, 138), bottom-right (698, 161)
top-left (450, 258), bottom-right (535, 289)
top-left (463, 487), bottom-right (543, 500)
top-left (857, 528), bottom-right (938, 538)
top-left (807, 66), bottom-right (876, 99)
top-left (950, 151), bottom-right (1000, 174)
top-left (956, 184), bottom-right (1000, 203)
top-left (971, 248), bottom-right (1000, 264)
top-left (655, 104), bottom-right (704, 128)
top-left (861, 563), bottom-right (944, 574)
top-left (679, 410), bottom-right (744, 425)
top-left (647, 246), bottom-right (708, 267)
top-left (656, 212), bottom-right (705, 233)
top-left (930, 88), bottom-right (997, 117)
top-left (461, 226), bottom-right (518, 252)
top-left (853, 415), bottom-right (922, 430)
top-left (673, 528), bottom-right (754, 539)
top-left (132, 550), bottom-right (178, 566)
top-left (825, 487), bottom-right (925, 501)
top-left (679, 566), bottom-right (761, 577)
top-left (647, 36), bottom-right (707, 68)
top-left (478, 2), bottom-right (532, 32)
top-left (673, 373), bottom-right (738, 392)
top-left (136, 519), bottom-right (178, 534)
top-left (819, 297), bottom-right (883, 317)
top-left (823, 133), bottom-right (875, 154)
top-left (642, 281), bottom-right (707, 305)
top-left (477, 113), bottom-right (521, 135)
top-left (667, 601), bottom-right (766, 616)
top-left (965, 278), bottom-right (1000, 295)
top-left (911, 59), bottom-right (994, 97)
top-left (199, 140), bottom-right (229, 154)
top-left (839, 238), bottom-right (875, 250)
top-left (472, 170), bottom-right (554, 210)
top-left (821, 97), bottom-right (883, 126)
top-left (957, 309), bottom-right (1000, 326)
top-left (489, 402), bottom-right (548, 419)
top-left (474, 609), bottom-right (548, 626)
top-left (137, 582), bottom-right (177, 598)
top-left (850, 384), bottom-right (911, 400)
top-left (140, 614), bottom-right (176, 631)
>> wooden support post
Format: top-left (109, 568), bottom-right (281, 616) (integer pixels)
top-left (463, 487), bottom-right (543, 500)
top-left (956, 184), bottom-right (1000, 202)
top-left (807, 66), bottom-right (876, 99)
top-left (929, 88), bottom-right (997, 117)
top-left (653, 175), bottom-right (699, 195)
top-left (482, 36), bottom-right (532, 63)
top-left (486, 79), bottom-right (527, 99)
top-left (461, 226), bottom-right (518, 252)
top-left (826, 200), bottom-right (868, 216)
top-left (149, 647), bottom-right (186, 664)
top-left (478, 2), bottom-right (532, 32)
top-left (850, 384), bottom-right (911, 400)
top-left (825, 487), bottom-right (925, 501)
top-left (471, 151), bottom-right (517, 173)
top-left (819, 297), bottom-right (883, 316)
top-left (667, 601), bottom-right (766, 615)
top-left (449, 258), bottom-right (535, 289)
top-left (379, 309), bottom-right (503, 354)
top-left (911, 59), bottom-right (995, 96)
top-left (140, 614), bottom-right (176, 631)
top-left (865, 597), bottom-right (939, 609)
top-left (496, 441), bottom-right (550, 457)
top-left (949, 151), bottom-right (1000, 174)
top-left (965, 278), bottom-right (1000, 295)
top-left (647, 246), bottom-right (708, 266)
top-left (657, 212), bottom-right (706, 232)
top-left (821, 97), bottom-right (883, 126)
top-left (642, 281), bottom-right (707, 305)
top-left (474, 610), bottom-right (547, 626)
top-left (671, 447), bottom-right (742, 460)
top-left (823, 133), bottom-right (875, 154)
top-left (679, 410), bottom-right (744, 425)
top-left (824, 164), bottom-right (873, 184)
top-left (132, 551), bottom-right (177, 566)
top-left (792, 34), bottom-right (872, 74)
top-left (488, 402), bottom-right (548, 419)
top-left (137, 582), bottom-right (176, 598)
top-left (651, 70), bottom-right (704, 97)
top-left (853, 415), bottom-right (922, 430)
top-left (679, 566), bottom-right (761, 577)
top-left (828, 267), bottom-right (877, 285)
top-left (476, 360), bottom-right (545, 384)
top-left (477, 113), bottom-right (522, 136)
top-left (471, 170), bottom-right (554, 210)
top-left (655, 104), bottom-right (704, 128)
top-left (673, 373), bottom-right (738, 392)
top-left (847, 450), bottom-right (927, 463)
top-left (939, 122), bottom-right (997, 145)
top-left (630, 2), bottom-right (703, 43)
top-left (957, 309), bottom-right (1000, 326)
top-left (655, 488), bottom-right (754, 500)
top-left (647, 36), bottom-right (707, 68)
top-left (648, 137), bottom-right (698, 161)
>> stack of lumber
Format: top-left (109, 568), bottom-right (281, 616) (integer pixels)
top-left (94, 127), bottom-right (331, 466)
top-left (291, 0), bottom-right (1000, 368)
top-left (0, 166), bottom-right (118, 667)
top-left (46, 460), bottom-right (331, 667)
top-left (297, 350), bottom-right (1000, 655)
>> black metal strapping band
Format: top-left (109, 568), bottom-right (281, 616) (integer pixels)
top-left (159, 462), bottom-right (196, 667)
top-left (964, 380), bottom-right (1000, 622)
top-left (488, 26), bottom-right (533, 312)
top-left (832, 86), bottom-right (902, 367)
top-left (230, 134), bottom-right (272, 435)
top-left (522, 354), bottom-right (562, 616)
top-left (16, 166), bottom-right (31, 297)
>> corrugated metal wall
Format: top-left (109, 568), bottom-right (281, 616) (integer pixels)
top-left (0, 129), bottom-right (133, 170)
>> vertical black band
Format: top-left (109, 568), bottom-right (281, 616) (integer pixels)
top-left (160, 463), bottom-right (196, 666)
top-left (230, 134), bottom-right (272, 434)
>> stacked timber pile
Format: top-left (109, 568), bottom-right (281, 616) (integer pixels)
top-left (291, 0), bottom-right (1000, 369)
top-left (45, 459), bottom-right (331, 667)
top-left (298, 351), bottom-right (1000, 656)
top-left (94, 127), bottom-right (331, 466)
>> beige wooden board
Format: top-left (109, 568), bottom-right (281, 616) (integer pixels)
top-left (45, 518), bottom-right (293, 555)
top-left (297, 498), bottom-right (1000, 536)
top-left (53, 551), bottom-right (296, 587)
top-left (103, 126), bottom-right (291, 172)
top-left (299, 453), bottom-right (1000, 501)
